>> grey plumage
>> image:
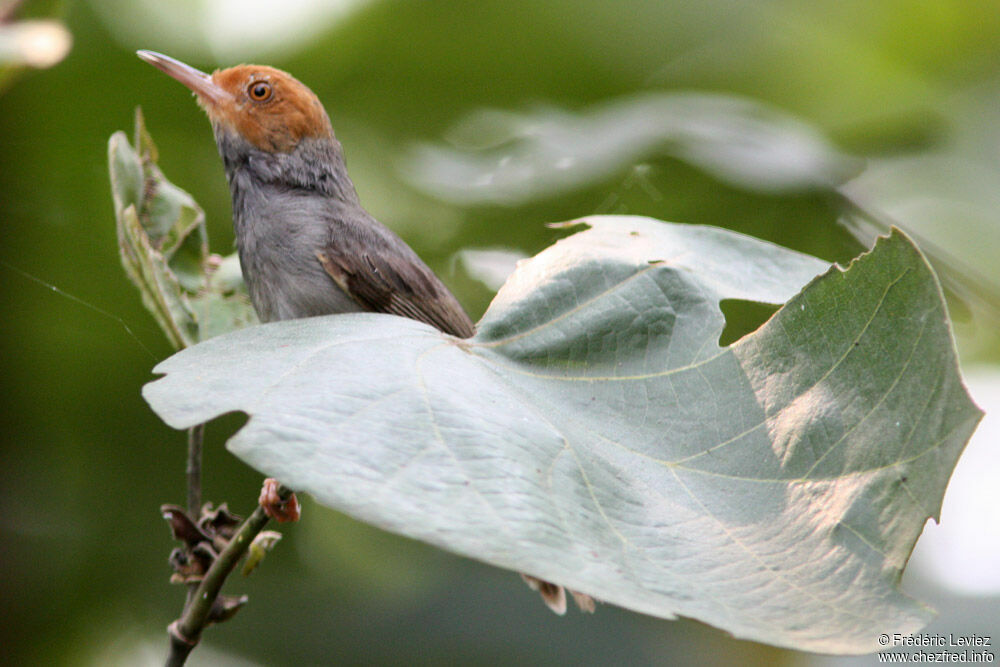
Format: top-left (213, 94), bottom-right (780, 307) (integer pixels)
top-left (215, 129), bottom-right (474, 337)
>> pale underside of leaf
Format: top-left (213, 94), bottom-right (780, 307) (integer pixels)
top-left (144, 217), bottom-right (980, 654)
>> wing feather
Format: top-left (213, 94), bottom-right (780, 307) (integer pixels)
top-left (316, 245), bottom-right (475, 339)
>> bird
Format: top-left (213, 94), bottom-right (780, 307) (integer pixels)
top-left (136, 50), bottom-right (593, 615)
top-left (136, 50), bottom-right (474, 333)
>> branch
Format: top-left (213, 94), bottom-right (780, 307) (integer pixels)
top-left (165, 484), bottom-right (293, 667)
top-left (182, 423), bottom-right (204, 611)
top-left (186, 424), bottom-right (204, 517)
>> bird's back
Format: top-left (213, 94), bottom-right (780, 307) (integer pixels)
top-left (223, 134), bottom-right (474, 337)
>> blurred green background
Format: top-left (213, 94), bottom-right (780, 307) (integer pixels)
top-left (2, 0), bottom-right (999, 665)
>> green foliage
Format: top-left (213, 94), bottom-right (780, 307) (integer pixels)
top-left (143, 214), bottom-right (980, 653)
top-left (108, 109), bottom-right (256, 348)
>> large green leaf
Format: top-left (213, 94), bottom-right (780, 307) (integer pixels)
top-left (143, 216), bottom-right (980, 654)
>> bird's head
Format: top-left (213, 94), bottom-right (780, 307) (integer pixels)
top-left (137, 50), bottom-right (333, 153)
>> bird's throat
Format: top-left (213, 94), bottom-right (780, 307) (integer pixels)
top-left (215, 129), bottom-right (360, 203)
top-left (216, 131), bottom-right (367, 321)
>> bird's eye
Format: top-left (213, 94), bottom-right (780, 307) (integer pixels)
top-left (247, 81), bottom-right (272, 102)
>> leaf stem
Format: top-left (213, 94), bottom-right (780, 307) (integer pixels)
top-left (186, 424), bottom-right (204, 517)
top-left (165, 484), bottom-right (293, 667)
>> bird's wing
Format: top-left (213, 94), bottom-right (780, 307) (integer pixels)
top-left (316, 246), bottom-right (476, 339)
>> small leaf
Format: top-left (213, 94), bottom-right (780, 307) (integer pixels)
top-left (242, 530), bottom-right (283, 577)
top-left (108, 131), bottom-right (143, 216)
top-left (161, 504), bottom-right (211, 546)
top-left (206, 253), bottom-right (247, 294)
top-left (108, 110), bottom-right (256, 348)
top-left (208, 594), bottom-right (249, 623)
top-left (116, 201), bottom-right (195, 348)
top-left (143, 217), bottom-right (980, 653)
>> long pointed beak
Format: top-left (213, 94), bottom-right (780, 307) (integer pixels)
top-left (136, 50), bottom-right (232, 106)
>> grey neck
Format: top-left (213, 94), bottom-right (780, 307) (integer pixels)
top-left (214, 130), bottom-right (361, 204)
